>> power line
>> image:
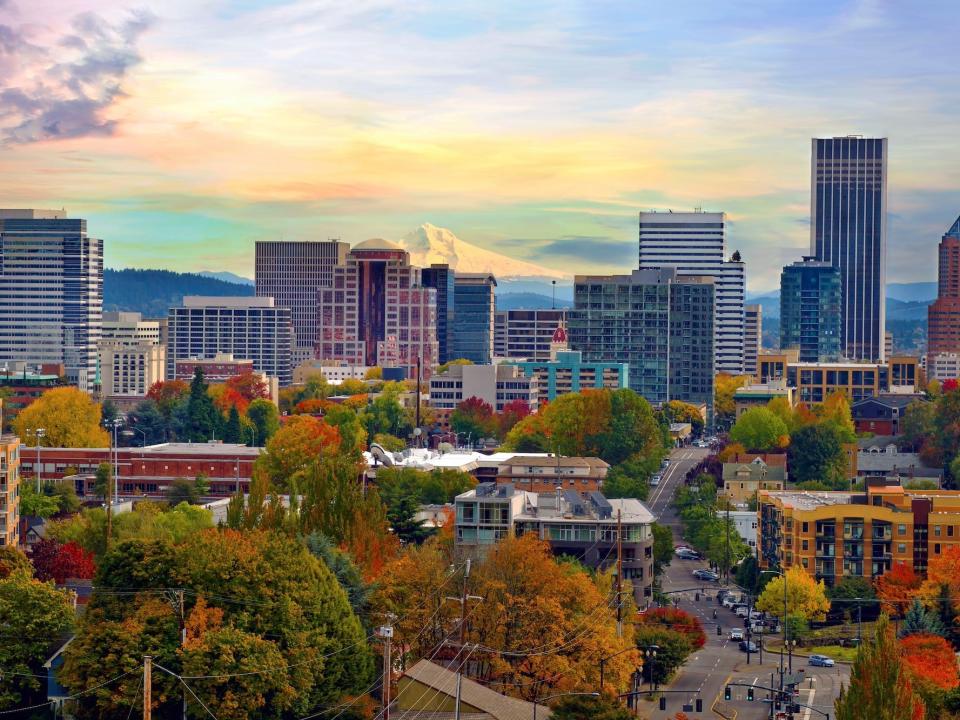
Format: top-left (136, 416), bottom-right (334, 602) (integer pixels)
top-left (0, 671), bottom-right (133, 716)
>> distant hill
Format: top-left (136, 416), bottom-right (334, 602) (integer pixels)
top-left (197, 270), bottom-right (254, 286)
top-left (104, 268), bottom-right (254, 318)
top-left (496, 292), bottom-right (572, 311)
top-left (887, 282), bottom-right (936, 303)
top-left (747, 284), bottom-right (935, 321)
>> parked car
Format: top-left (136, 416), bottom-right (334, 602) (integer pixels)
top-left (693, 569), bottom-right (720, 582)
top-left (729, 628), bottom-right (744, 641)
top-left (739, 640), bottom-right (759, 653)
top-left (749, 610), bottom-right (764, 620)
top-left (722, 596), bottom-right (737, 608)
top-left (677, 549), bottom-right (700, 560)
top-left (650, 473), bottom-right (662, 486)
top-left (809, 654), bottom-right (835, 667)
top-left (735, 606), bottom-right (750, 618)
top-left (717, 589), bottom-right (731, 601)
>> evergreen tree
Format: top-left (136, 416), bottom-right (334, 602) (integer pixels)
top-left (224, 406), bottom-right (242, 443)
top-left (901, 598), bottom-right (946, 638)
top-left (185, 367), bottom-right (220, 442)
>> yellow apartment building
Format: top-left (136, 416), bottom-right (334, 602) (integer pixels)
top-left (0, 434), bottom-right (21, 546)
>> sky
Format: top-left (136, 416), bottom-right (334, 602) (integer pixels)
top-left (1, 0), bottom-right (959, 293)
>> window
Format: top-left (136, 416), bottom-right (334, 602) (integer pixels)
top-left (898, 544), bottom-right (906, 553)
top-left (898, 524), bottom-right (907, 536)
top-left (934, 543), bottom-right (941, 554)
top-left (935, 526), bottom-right (942, 537)
top-left (802, 522), bottom-right (809, 533)
top-left (802, 539), bottom-right (809, 551)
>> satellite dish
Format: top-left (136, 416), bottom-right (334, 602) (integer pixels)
top-left (369, 443), bottom-right (394, 467)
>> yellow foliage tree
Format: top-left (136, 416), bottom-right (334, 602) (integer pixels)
top-left (755, 565), bottom-right (831, 621)
top-left (715, 374), bottom-right (751, 423)
top-left (13, 387), bottom-right (110, 448)
top-left (817, 391), bottom-right (856, 441)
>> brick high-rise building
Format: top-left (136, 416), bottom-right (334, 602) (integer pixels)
top-left (927, 216), bottom-right (960, 354)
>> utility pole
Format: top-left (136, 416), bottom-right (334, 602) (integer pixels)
top-left (172, 590), bottom-right (187, 720)
top-left (143, 656), bottom-right (152, 720)
top-left (616, 509), bottom-right (623, 638)
top-left (379, 623), bottom-right (394, 720)
top-left (725, 502), bottom-right (731, 584)
top-left (415, 356), bottom-right (422, 446)
top-left (459, 559), bottom-right (471, 645)
top-left (106, 462), bottom-right (113, 548)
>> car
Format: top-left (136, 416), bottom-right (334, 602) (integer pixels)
top-left (693, 569), bottom-right (719, 582)
top-left (735, 606), bottom-right (750, 618)
top-left (749, 610), bottom-right (764, 620)
top-left (650, 474), bottom-right (662, 486)
top-left (729, 628), bottom-right (744, 641)
top-left (717, 589), bottom-right (731, 601)
top-left (677, 549), bottom-right (700, 560)
top-left (674, 545), bottom-right (694, 555)
top-left (808, 654), bottom-right (835, 667)
top-left (722, 596), bottom-right (738, 608)
top-left (739, 640), bottom-right (759, 653)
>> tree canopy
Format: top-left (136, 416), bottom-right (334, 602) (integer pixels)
top-left (729, 407), bottom-right (789, 451)
top-left (13, 386), bottom-right (110, 447)
top-left (755, 565), bottom-right (830, 621)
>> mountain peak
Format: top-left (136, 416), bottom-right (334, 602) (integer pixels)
top-left (400, 223), bottom-right (567, 280)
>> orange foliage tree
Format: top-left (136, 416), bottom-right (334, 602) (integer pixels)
top-left (147, 379), bottom-right (190, 415)
top-left (876, 563), bottom-right (922, 616)
top-left (900, 632), bottom-right (960, 691)
top-left (254, 415), bottom-right (341, 489)
top-left (918, 546), bottom-right (960, 614)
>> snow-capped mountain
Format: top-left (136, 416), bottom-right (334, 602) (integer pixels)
top-left (400, 223), bottom-right (568, 280)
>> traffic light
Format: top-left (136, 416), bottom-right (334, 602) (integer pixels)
top-left (696, 699), bottom-right (703, 712)
top-left (659, 697), bottom-right (666, 711)
top-left (747, 687), bottom-right (755, 702)
top-left (724, 686), bottom-right (732, 701)
top-left (695, 592), bottom-right (700, 601)
top-left (717, 625), bottom-right (722, 636)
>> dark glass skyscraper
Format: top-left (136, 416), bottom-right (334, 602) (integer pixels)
top-left (421, 264), bottom-right (455, 364)
top-left (452, 273), bottom-right (496, 363)
top-left (811, 137), bottom-right (887, 361)
top-left (780, 258), bottom-right (842, 362)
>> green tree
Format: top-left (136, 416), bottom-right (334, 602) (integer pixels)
top-left (835, 615), bottom-right (926, 720)
top-left (19, 482), bottom-right (61, 518)
top-left (735, 554), bottom-right (761, 593)
top-left (323, 405), bottom-right (367, 458)
top-left (223, 405), bottom-right (242, 443)
top-left (0, 545), bottom-right (32, 578)
top-left (901, 598), bottom-right (946, 638)
top-left (651, 522), bottom-right (673, 575)
top-left (246, 398), bottom-right (280, 445)
top-left (185, 367), bottom-right (221, 442)
top-left (372, 432), bottom-right (406, 452)
top-left (361, 389), bottom-right (413, 439)
top-left (93, 461), bottom-right (113, 502)
top-left (788, 423), bottom-right (850, 489)
top-left (602, 455), bottom-right (657, 501)
top-left (0, 570), bottom-right (75, 707)
top-left (449, 396), bottom-right (497, 441)
top-left (376, 468), bottom-right (435, 544)
top-left (128, 399), bottom-right (169, 444)
top-left (164, 477), bottom-right (208, 505)
top-left (729, 407), bottom-right (788, 451)
top-left (305, 533), bottom-right (373, 627)
top-left (48, 480), bottom-right (82, 514)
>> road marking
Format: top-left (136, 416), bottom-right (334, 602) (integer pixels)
top-left (803, 688), bottom-right (816, 720)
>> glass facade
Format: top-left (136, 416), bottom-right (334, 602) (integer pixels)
top-left (420, 264), bottom-right (455, 364)
top-left (452, 274), bottom-right (496, 363)
top-left (779, 259), bottom-right (841, 362)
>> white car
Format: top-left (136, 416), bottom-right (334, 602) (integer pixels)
top-left (722, 596), bottom-right (737, 608)
top-left (735, 606), bottom-right (750, 618)
top-left (729, 628), bottom-right (744, 641)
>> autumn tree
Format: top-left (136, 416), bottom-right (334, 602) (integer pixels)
top-left (755, 565), bottom-right (830, 621)
top-left (876, 563), bottom-right (921, 616)
top-left (222, 371), bottom-right (270, 413)
top-left (254, 414), bottom-right (342, 489)
top-left (498, 398), bottom-right (532, 437)
top-left (147, 379), bottom-right (190, 417)
top-left (30, 538), bottom-right (95, 584)
top-left (13, 386), bottom-right (110, 447)
top-left (729, 407), bottom-right (788, 451)
top-left (450, 396), bottom-right (498, 441)
top-left (661, 400), bottom-right (706, 437)
top-left (0, 545), bottom-right (32, 578)
top-left (714, 373), bottom-right (751, 426)
top-left (817, 391), bottom-right (857, 441)
top-left (835, 615), bottom-right (926, 720)
top-left (551, 694), bottom-right (634, 720)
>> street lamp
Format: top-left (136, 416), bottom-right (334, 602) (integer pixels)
top-left (532, 692), bottom-right (599, 720)
top-left (104, 418), bottom-right (124, 503)
top-left (639, 644), bottom-right (659, 694)
top-left (123, 427), bottom-right (148, 447)
top-left (759, 567), bottom-right (794, 675)
top-left (29, 427), bottom-right (45, 493)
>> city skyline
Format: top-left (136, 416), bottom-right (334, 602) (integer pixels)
top-left (2, 1), bottom-right (960, 291)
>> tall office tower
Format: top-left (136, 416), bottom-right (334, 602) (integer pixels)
top-left (927, 216), bottom-right (960, 353)
top-left (638, 210), bottom-right (745, 374)
top-left (743, 304), bottom-right (762, 376)
top-left (811, 137), bottom-right (888, 361)
top-left (452, 273), bottom-right (497, 364)
top-left (0, 209), bottom-right (102, 391)
top-left (779, 258), bottom-right (842, 362)
top-left (255, 240), bottom-right (349, 363)
top-left (167, 297), bottom-right (293, 385)
top-left (420, 264), bottom-right (455, 364)
top-left (494, 309), bottom-right (567, 360)
top-left (316, 240), bottom-right (438, 378)
top-left (567, 268), bottom-right (714, 411)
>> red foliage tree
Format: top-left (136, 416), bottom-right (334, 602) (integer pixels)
top-left (943, 379), bottom-right (959, 392)
top-left (901, 632), bottom-right (960, 690)
top-left (222, 372), bottom-right (271, 413)
top-left (498, 399), bottom-right (531, 437)
top-left (294, 398), bottom-right (333, 416)
top-left (146, 379), bottom-right (190, 414)
top-left (31, 539), bottom-right (95, 584)
top-left (637, 606), bottom-right (706, 649)
top-left (875, 563), bottom-right (921, 616)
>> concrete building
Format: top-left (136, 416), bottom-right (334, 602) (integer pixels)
top-left (927, 215), bottom-right (960, 354)
top-left (759, 480), bottom-right (960, 585)
top-left (167, 297), bottom-right (293, 386)
top-left (494, 309), bottom-right (567, 361)
top-left (292, 360), bottom-right (370, 385)
top-left (452, 273), bottom-right (497, 364)
top-left (757, 351), bottom-right (919, 403)
top-left (717, 509), bottom-right (758, 549)
top-left (925, 352), bottom-right (960, 382)
top-left (174, 354), bottom-right (254, 382)
top-left (420, 264), bottom-right (456, 365)
top-left (0, 435), bottom-right (20, 546)
top-left (428, 363), bottom-right (538, 413)
top-left (639, 210), bottom-right (745, 374)
top-left (511, 350), bottom-right (628, 405)
top-left (811, 137), bottom-right (888, 362)
top-left (779, 258), bottom-right (842, 362)
top-left (316, 239), bottom-right (438, 378)
top-left (454, 483), bottom-right (655, 603)
top-left (0, 209), bottom-right (102, 391)
top-left (568, 267), bottom-right (714, 412)
top-left (101, 311), bottom-right (161, 346)
top-left (254, 239), bottom-right (349, 364)
top-left (744, 304), bottom-right (762, 377)
top-left (721, 458), bottom-right (786, 506)
top-left (733, 381), bottom-right (794, 418)
top-left (22, 443), bottom-right (261, 499)
top-left (99, 311), bottom-right (165, 404)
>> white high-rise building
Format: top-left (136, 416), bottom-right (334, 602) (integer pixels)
top-left (638, 210), bottom-right (745, 374)
top-left (0, 209), bottom-right (103, 391)
top-left (99, 312), bottom-right (165, 402)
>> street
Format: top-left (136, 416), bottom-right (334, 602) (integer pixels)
top-left (639, 446), bottom-right (849, 720)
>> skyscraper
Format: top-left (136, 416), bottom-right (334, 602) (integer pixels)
top-left (638, 210), bottom-right (745, 374)
top-left (420, 264), bottom-right (455, 364)
top-left (811, 137), bottom-right (888, 361)
top-left (255, 239), bottom-right (349, 363)
top-left (743, 304), bottom-right (762, 377)
top-left (0, 209), bottom-right (102, 391)
top-left (452, 273), bottom-right (497, 364)
top-left (927, 216), bottom-right (960, 354)
top-left (779, 258), bottom-right (842, 362)
top-left (316, 239), bottom-right (438, 377)
top-left (567, 268), bottom-right (714, 411)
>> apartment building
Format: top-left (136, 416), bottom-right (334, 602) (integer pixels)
top-left (428, 363), bottom-right (538, 413)
top-left (495, 455), bottom-right (609, 493)
top-left (494, 309), bottom-right (567, 361)
top-left (0, 367), bottom-right (66, 429)
top-left (721, 458), bottom-right (786, 506)
top-left (454, 483), bottom-right (655, 603)
top-left (0, 435), bottom-right (20, 546)
top-left (744, 304), bottom-right (762, 376)
top-left (511, 350), bottom-right (628, 405)
top-left (759, 481), bottom-right (960, 585)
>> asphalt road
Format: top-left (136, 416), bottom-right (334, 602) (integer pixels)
top-left (639, 445), bottom-right (849, 720)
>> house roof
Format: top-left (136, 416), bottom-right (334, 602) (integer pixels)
top-left (401, 660), bottom-right (549, 720)
top-left (722, 462), bottom-right (787, 482)
top-left (852, 394), bottom-right (923, 411)
top-left (857, 451), bottom-right (942, 477)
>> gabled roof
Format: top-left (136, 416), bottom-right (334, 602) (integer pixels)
top-left (947, 214), bottom-right (960, 240)
top-left (852, 394), bottom-right (923, 411)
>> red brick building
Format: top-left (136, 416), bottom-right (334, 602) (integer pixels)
top-left (928, 218), bottom-right (960, 353)
top-left (174, 355), bottom-right (255, 383)
top-left (21, 442), bottom-right (261, 498)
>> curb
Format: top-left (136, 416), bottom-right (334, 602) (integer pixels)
top-left (712, 673), bottom-right (737, 719)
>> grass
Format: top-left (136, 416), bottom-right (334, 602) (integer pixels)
top-left (802, 644), bottom-right (859, 663)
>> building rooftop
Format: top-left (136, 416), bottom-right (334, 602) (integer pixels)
top-left (852, 394), bottom-right (924, 410)
top-left (363, 447), bottom-right (556, 473)
top-left (38, 442), bottom-right (262, 456)
top-left (352, 238), bottom-right (402, 251)
top-left (182, 296), bottom-right (276, 308)
top-left (459, 484), bottom-right (655, 525)
top-left (763, 491), bottom-right (855, 510)
top-left (0, 209), bottom-right (67, 220)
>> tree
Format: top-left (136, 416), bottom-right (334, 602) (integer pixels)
top-left (836, 616), bottom-right (926, 720)
top-left (498, 398), bottom-right (532, 437)
top-left (788, 422), bottom-right (850, 489)
top-left (19, 482), bottom-right (61, 518)
top-left (901, 598), bottom-right (946, 638)
top-left (729, 407), bottom-right (788, 451)
top-left (876, 563), bottom-right (921, 616)
top-left (324, 404), bottom-right (368, 458)
top-left (0, 545), bottom-right (32, 579)
top-left (714, 373), bottom-right (750, 426)
top-left (222, 371), bottom-right (270, 413)
top-left (147, 379), bottom-right (190, 417)
top-left (735, 554), bottom-right (761, 594)
top-left (223, 405), bottom-right (243, 443)
top-left (360, 388), bottom-right (412, 439)
top-left (164, 477), bottom-right (204, 505)
top-left (603, 455), bottom-right (658, 501)
top-left (304, 533), bottom-right (373, 627)
top-left (661, 400), bottom-right (706, 437)
top-left (828, 576), bottom-right (878, 621)
top-left (901, 633), bottom-right (960, 691)
top-left (651, 522), bottom-right (673, 575)
top-left (246, 398), bottom-right (280, 445)
top-left (185, 367), bottom-right (221, 442)
top-left (47, 480), bottom-right (82, 514)
top-left (254, 414), bottom-right (342, 489)
top-left (755, 565), bottom-right (830, 621)
top-left (30, 538), bottom-right (95, 584)
top-left (62, 530), bottom-right (374, 719)
top-left (0, 570), bottom-right (75, 708)
top-left (127, 399), bottom-right (169, 444)
top-left (372, 432), bottom-right (406, 452)
top-left (13, 386), bottom-right (110, 447)
top-left (551, 694), bottom-right (634, 720)
top-left (450, 396), bottom-right (498, 441)
top-left (93, 461), bottom-right (112, 502)
top-left (818, 391), bottom-right (856, 441)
